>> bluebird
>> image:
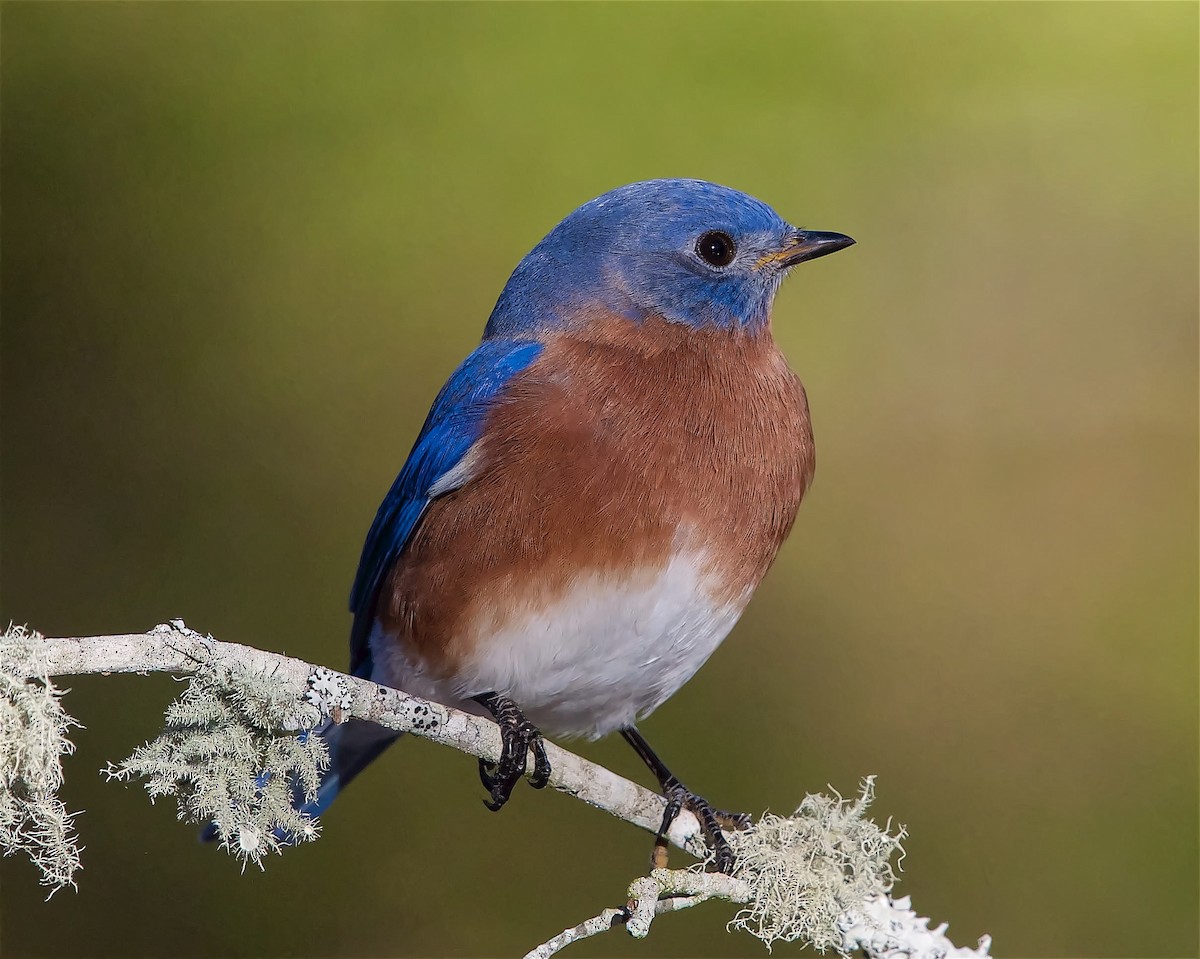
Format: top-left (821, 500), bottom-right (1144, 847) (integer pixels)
top-left (304, 179), bottom-right (852, 871)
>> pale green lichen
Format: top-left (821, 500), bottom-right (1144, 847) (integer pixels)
top-left (104, 659), bottom-right (328, 870)
top-left (722, 777), bottom-right (906, 953)
top-left (0, 624), bottom-right (84, 896)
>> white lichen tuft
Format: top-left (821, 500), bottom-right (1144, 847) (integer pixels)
top-left (104, 659), bottom-right (328, 870)
top-left (723, 776), bottom-right (906, 953)
top-left (839, 893), bottom-right (992, 958)
top-left (0, 624), bottom-right (84, 896)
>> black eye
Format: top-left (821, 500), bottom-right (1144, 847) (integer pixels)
top-left (696, 231), bottom-right (736, 267)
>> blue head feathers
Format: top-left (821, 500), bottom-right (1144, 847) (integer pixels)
top-left (485, 179), bottom-right (853, 337)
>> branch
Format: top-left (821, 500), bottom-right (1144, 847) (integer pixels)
top-left (525, 869), bottom-right (993, 959)
top-left (20, 621), bottom-right (709, 860)
top-left (521, 885), bottom-right (712, 959)
top-left (2, 622), bottom-right (992, 957)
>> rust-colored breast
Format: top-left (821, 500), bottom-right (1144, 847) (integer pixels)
top-left (377, 314), bottom-right (814, 674)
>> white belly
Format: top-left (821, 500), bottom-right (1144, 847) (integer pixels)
top-left (369, 551), bottom-right (746, 739)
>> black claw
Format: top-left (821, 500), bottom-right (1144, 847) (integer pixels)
top-left (621, 727), bottom-right (751, 874)
top-left (657, 787), bottom-right (685, 837)
top-left (658, 778), bottom-right (745, 874)
top-left (482, 793), bottom-right (506, 812)
top-left (472, 693), bottom-right (551, 810)
top-left (528, 733), bottom-right (551, 790)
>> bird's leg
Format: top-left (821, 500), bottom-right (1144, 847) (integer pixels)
top-left (621, 726), bottom-right (752, 874)
top-left (472, 692), bottom-right (551, 811)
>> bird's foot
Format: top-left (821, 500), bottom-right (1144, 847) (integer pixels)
top-left (473, 692), bottom-right (551, 811)
top-left (657, 776), bottom-right (752, 874)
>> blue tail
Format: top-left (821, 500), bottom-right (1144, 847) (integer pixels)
top-left (297, 717), bottom-right (402, 821)
top-left (199, 717), bottom-right (401, 844)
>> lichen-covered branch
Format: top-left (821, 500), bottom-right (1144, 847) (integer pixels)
top-left (521, 891), bottom-right (710, 959)
top-left (526, 867), bottom-right (993, 958)
top-left (6, 621), bottom-right (709, 859)
top-left (522, 907), bottom-right (628, 959)
top-left (1, 622), bottom-right (992, 957)
top-left (0, 627), bottom-right (82, 896)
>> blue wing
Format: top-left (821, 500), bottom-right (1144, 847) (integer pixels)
top-left (347, 337), bottom-right (543, 676)
top-left (199, 338), bottom-right (545, 845)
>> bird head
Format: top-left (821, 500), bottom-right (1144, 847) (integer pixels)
top-left (485, 179), bottom-right (854, 336)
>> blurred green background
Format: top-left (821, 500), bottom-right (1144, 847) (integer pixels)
top-left (1, 3), bottom-right (1196, 957)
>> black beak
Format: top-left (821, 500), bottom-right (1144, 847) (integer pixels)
top-left (778, 230), bottom-right (856, 267)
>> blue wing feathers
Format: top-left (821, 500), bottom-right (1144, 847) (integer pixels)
top-left (347, 338), bottom-right (543, 675)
